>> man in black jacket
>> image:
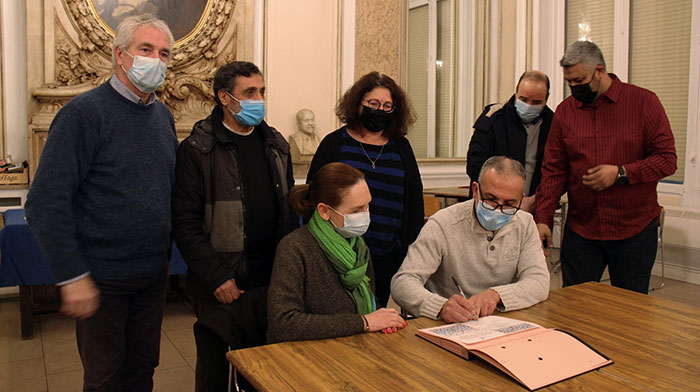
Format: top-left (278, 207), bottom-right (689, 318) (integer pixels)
top-left (172, 61), bottom-right (296, 391)
top-left (467, 71), bottom-right (553, 212)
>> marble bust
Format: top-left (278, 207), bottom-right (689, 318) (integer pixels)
top-left (289, 109), bottom-right (322, 161)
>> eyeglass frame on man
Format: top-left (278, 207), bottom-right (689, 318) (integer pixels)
top-left (478, 186), bottom-right (522, 215)
top-left (362, 99), bottom-right (396, 113)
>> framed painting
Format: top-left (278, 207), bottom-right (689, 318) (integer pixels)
top-left (90, 0), bottom-right (210, 43)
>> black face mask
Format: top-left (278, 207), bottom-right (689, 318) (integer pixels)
top-left (359, 106), bottom-right (393, 133)
top-left (570, 71), bottom-right (599, 104)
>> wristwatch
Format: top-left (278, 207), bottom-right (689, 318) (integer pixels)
top-left (615, 165), bottom-right (629, 185)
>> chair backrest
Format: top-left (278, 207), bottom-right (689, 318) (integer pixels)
top-left (423, 195), bottom-right (441, 218)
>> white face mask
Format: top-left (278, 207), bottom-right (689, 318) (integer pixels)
top-left (121, 50), bottom-right (167, 93)
top-left (328, 206), bottom-right (371, 238)
top-left (514, 98), bottom-right (544, 123)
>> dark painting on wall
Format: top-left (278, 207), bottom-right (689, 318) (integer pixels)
top-left (92, 0), bottom-right (209, 41)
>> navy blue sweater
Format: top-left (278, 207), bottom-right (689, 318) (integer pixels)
top-left (26, 82), bottom-right (178, 282)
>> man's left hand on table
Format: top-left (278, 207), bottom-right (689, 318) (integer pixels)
top-left (470, 289), bottom-right (501, 317)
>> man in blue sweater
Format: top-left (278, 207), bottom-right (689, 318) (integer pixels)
top-left (25, 14), bottom-right (178, 391)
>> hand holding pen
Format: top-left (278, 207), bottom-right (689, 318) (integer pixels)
top-left (452, 276), bottom-right (480, 320)
top-left (436, 277), bottom-right (480, 323)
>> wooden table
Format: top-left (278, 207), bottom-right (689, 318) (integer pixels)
top-left (227, 283), bottom-right (699, 391)
top-left (510, 282), bottom-right (700, 392)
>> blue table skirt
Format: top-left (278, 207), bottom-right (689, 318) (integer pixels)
top-left (0, 209), bottom-right (188, 287)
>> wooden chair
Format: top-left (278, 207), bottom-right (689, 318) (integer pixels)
top-left (423, 195), bottom-right (441, 221)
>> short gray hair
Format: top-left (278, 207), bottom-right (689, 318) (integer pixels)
top-left (559, 41), bottom-right (606, 71)
top-left (111, 14), bottom-right (174, 69)
top-left (478, 156), bottom-right (525, 183)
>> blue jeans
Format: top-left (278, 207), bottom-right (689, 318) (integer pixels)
top-left (561, 218), bottom-right (658, 294)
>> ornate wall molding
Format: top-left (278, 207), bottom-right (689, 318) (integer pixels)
top-left (26, 0), bottom-right (255, 181)
top-left (30, 0), bottom-right (250, 130)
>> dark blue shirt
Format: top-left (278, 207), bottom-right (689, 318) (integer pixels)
top-left (339, 129), bottom-right (405, 256)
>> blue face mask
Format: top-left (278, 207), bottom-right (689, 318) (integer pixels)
top-left (226, 92), bottom-right (266, 127)
top-left (329, 206), bottom-right (371, 238)
top-left (121, 51), bottom-right (167, 93)
top-left (514, 98), bottom-right (543, 123)
top-left (475, 199), bottom-right (514, 231)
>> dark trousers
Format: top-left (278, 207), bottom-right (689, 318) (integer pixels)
top-left (561, 218), bottom-right (658, 294)
top-left (193, 286), bottom-right (268, 392)
top-left (372, 246), bottom-right (404, 307)
top-left (76, 269), bottom-right (168, 392)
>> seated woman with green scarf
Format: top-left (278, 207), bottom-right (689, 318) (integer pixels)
top-left (267, 162), bottom-right (407, 343)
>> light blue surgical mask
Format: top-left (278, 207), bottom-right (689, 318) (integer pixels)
top-left (475, 199), bottom-right (513, 231)
top-left (226, 92), bottom-right (266, 127)
top-left (329, 206), bottom-right (371, 238)
top-left (514, 98), bottom-right (543, 123)
top-left (121, 51), bottom-right (167, 93)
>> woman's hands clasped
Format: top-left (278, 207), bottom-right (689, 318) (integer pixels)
top-left (364, 308), bottom-right (407, 334)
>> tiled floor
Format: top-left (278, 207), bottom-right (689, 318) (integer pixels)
top-left (0, 299), bottom-right (197, 392)
top-left (1, 272), bottom-right (698, 391)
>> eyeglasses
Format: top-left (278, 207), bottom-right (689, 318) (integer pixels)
top-left (478, 187), bottom-right (521, 215)
top-left (363, 99), bottom-right (395, 113)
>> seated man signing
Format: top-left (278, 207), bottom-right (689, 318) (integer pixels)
top-left (391, 156), bottom-right (549, 323)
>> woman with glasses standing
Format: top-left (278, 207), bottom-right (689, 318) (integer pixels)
top-left (307, 72), bottom-right (424, 307)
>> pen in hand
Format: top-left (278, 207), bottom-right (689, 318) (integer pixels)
top-left (452, 276), bottom-right (466, 297)
top-left (452, 276), bottom-right (478, 321)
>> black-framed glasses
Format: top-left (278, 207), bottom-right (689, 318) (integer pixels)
top-left (478, 187), bottom-right (521, 215)
top-left (363, 99), bottom-right (395, 113)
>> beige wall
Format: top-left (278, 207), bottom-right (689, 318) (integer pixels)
top-left (354, 0), bottom-right (401, 81)
top-left (497, 0), bottom-right (517, 103)
top-left (265, 0), bottom-right (340, 140)
top-left (265, 0), bottom-right (403, 141)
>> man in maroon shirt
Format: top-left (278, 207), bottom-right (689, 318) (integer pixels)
top-left (535, 41), bottom-right (677, 294)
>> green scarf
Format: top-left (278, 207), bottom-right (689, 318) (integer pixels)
top-left (306, 209), bottom-right (376, 315)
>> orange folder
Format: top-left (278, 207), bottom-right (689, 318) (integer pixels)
top-left (417, 316), bottom-right (612, 390)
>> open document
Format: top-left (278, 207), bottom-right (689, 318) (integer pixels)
top-left (417, 316), bottom-right (612, 390)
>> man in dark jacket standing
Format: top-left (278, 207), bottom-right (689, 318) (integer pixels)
top-left (467, 71), bottom-right (553, 212)
top-left (172, 61), bottom-right (296, 391)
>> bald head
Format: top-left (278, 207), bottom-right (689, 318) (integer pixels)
top-left (516, 70), bottom-right (550, 101)
top-left (515, 71), bottom-right (549, 120)
top-left (473, 156), bottom-right (525, 212)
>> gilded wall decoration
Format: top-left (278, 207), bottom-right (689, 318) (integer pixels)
top-left (33, 0), bottom-right (243, 126)
top-left (52, 20), bottom-right (110, 87)
top-left (28, 0), bottom-right (254, 179)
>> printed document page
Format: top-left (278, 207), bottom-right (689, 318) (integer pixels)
top-left (427, 316), bottom-right (540, 344)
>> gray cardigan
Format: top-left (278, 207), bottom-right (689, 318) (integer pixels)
top-left (267, 226), bottom-right (376, 343)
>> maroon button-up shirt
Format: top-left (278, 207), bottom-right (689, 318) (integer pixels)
top-left (535, 74), bottom-right (677, 240)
